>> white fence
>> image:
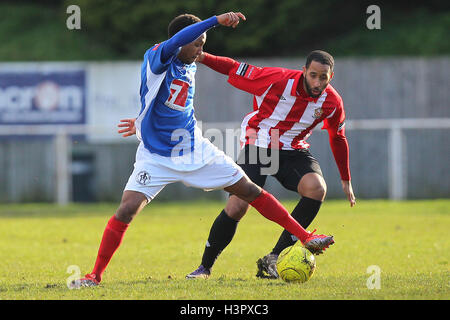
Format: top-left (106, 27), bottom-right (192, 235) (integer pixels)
top-left (0, 118), bottom-right (449, 204)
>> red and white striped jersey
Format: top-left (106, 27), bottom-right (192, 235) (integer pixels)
top-left (227, 63), bottom-right (345, 151)
top-left (200, 53), bottom-right (350, 181)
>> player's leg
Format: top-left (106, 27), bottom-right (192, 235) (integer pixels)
top-left (186, 195), bottom-right (250, 279)
top-left (225, 176), bottom-right (321, 246)
top-left (257, 151), bottom-right (328, 278)
top-left (186, 145), bottom-right (267, 279)
top-left (184, 142), bottom-right (333, 279)
top-left (190, 174), bottom-right (314, 273)
top-left (87, 191), bottom-right (149, 283)
top-left (70, 190), bottom-right (150, 288)
top-left (201, 195), bottom-right (250, 269)
top-left (271, 150), bottom-right (327, 253)
top-left (234, 149), bottom-right (329, 249)
top-left (71, 144), bottom-right (170, 288)
top-left (226, 176), bottom-right (334, 260)
top-left (270, 172), bottom-right (327, 256)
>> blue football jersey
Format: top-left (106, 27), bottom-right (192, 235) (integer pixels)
top-left (135, 42), bottom-right (198, 157)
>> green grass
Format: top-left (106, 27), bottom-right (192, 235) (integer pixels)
top-left (0, 199), bottom-right (449, 300)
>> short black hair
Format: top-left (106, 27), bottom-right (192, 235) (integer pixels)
top-left (168, 14), bottom-right (202, 38)
top-left (305, 50), bottom-right (334, 72)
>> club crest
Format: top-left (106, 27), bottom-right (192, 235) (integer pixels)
top-left (136, 171), bottom-right (151, 186)
top-left (313, 107), bottom-right (323, 119)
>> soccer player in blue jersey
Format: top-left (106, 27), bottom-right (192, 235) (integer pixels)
top-left (72, 12), bottom-right (334, 288)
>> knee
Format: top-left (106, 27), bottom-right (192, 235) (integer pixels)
top-left (115, 193), bottom-right (147, 223)
top-left (299, 178), bottom-right (327, 201)
top-left (225, 198), bottom-right (249, 220)
top-left (242, 183), bottom-right (261, 201)
top-left (116, 201), bottom-right (137, 223)
top-left (307, 183), bottom-right (326, 200)
top-left (232, 180), bottom-right (261, 203)
top-left (314, 183), bottom-right (327, 200)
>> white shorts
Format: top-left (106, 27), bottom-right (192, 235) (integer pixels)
top-left (124, 141), bottom-right (245, 201)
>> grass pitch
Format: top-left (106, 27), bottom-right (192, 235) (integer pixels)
top-left (0, 199), bottom-right (448, 300)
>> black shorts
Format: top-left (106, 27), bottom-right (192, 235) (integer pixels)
top-left (236, 144), bottom-right (323, 192)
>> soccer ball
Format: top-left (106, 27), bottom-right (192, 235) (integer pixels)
top-left (276, 243), bottom-right (316, 283)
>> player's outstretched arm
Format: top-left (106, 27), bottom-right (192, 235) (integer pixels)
top-left (162, 12), bottom-right (245, 63)
top-left (117, 118), bottom-right (136, 137)
top-left (196, 52), bottom-right (238, 75)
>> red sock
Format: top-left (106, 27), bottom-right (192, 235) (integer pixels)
top-left (250, 189), bottom-right (310, 243)
top-left (91, 215), bottom-right (129, 282)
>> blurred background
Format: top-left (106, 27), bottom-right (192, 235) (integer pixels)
top-left (0, 0), bottom-right (448, 204)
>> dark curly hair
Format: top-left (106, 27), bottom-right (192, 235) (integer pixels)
top-left (168, 14), bottom-right (202, 38)
top-left (306, 50), bottom-right (334, 72)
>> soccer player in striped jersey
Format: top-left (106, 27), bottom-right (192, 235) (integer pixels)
top-left (184, 50), bottom-right (356, 279)
top-left (71, 13), bottom-right (334, 288)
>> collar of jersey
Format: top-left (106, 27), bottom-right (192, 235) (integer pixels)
top-left (174, 56), bottom-right (196, 68)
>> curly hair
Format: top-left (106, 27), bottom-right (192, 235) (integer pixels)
top-left (168, 14), bottom-right (202, 38)
top-left (306, 50), bottom-right (334, 72)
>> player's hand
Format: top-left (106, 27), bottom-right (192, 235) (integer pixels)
top-left (195, 52), bottom-right (206, 63)
top-left (117, 118), bottom-right (136, 137)
top-left (216, 12), bottom-right (246, 28)
top-left (341, 180), bottom-right (356, 207)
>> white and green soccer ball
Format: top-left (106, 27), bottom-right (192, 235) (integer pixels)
top-left (276, 243), bottom-right (316, 283)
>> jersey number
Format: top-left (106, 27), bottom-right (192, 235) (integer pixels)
top-left (165, 79), bottom-right (189, 111)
